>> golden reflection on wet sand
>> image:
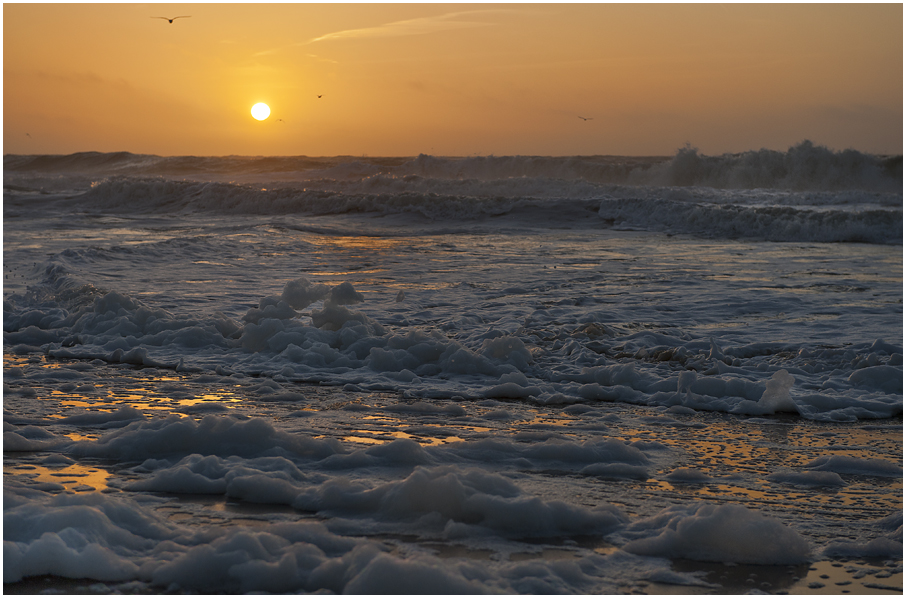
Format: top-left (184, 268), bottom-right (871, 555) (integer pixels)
top-left (5, 462), bottom-right (111, 492)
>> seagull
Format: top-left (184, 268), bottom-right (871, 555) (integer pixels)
top-left (152, 16), bottom-right (191, 23)
top-left (578, 116), bottom-right (593, 121)
top-left (25, 133), bottom-right (31, 138)
top-left (317, 95), bottom-right (322, 98)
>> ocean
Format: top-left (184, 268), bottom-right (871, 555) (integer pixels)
top-left (3, 141), bottom-right (902, 594)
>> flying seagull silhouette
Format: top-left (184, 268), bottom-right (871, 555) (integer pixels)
top-left (317, 95), bottom-right (322, 98)
top-left (578, 116), bottom-right (593, 121)
top-left (152, 16), bottom-right (191, 23)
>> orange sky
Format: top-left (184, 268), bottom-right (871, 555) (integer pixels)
top-left (3, 3), bottom-right (903, 157)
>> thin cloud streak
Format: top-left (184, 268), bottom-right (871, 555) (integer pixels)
top-left (251, 9), bottom-right (512, 59)
top-left (307, 10), bottom-right (510, 44)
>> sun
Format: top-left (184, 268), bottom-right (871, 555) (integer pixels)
top-left (251, 103), bottom-right (270, 121)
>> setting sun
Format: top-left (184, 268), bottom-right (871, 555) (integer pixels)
top-left (251, 102), bottom-right (270, 121)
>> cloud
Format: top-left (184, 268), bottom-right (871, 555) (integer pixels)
top-left (250, 8), bottom-right (528, 59)
top-left (307, 10), bottom-right (507, 44)
top-left (306, 54), bottom-right (338, 64)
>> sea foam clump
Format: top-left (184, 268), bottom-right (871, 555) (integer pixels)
top-left (620, 503), bottom-right (812, 565)
top-left (804, 455), bottom-right (902, 478)
top-left (2, 479), bottom-right (643, 594)
top-left (68, 415), bottom-right (344, 462)
top-left (732, 369), bottom-right (799, 416)
top-left (293, 465), bottom-right (627, 538)
top-left (4, 482), bottom-right (382, 593)
top-left (69, 423), bottom-right (644, 537)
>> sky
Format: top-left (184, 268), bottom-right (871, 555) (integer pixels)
top-left (3, 3), bottom-right (903, 157)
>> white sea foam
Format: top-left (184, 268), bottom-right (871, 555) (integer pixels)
top-left (620, 503), bottom-right (812, 565)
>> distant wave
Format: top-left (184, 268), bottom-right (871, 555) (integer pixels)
top-left (75, 177), bottom-right (604, 222)
top-left (61, 176), bottom-right (900, 244)
top-left (597, 198), bottom-right (902, 244)
top-left (3, 151), bottom-right (144, 174)
top-left (4, 140), bottom-right (902, 192)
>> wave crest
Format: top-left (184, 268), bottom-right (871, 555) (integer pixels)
top-left (639, 141), bottom-right (901, 191)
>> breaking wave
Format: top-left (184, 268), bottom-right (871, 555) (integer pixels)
top-left (63, 177), bottom-right (903, 244)
top-left (4, 140), bottom-right (901, 192)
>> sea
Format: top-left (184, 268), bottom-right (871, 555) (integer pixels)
top-left (3, 140), bottom-right (903, 594)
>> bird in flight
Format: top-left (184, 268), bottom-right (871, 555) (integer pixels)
top-left (152, 16), bottom-right (191, 23)
top-left (578, 116), bottom-right (593, 121)
top-left (317, 95), bottom-right (322, 98)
